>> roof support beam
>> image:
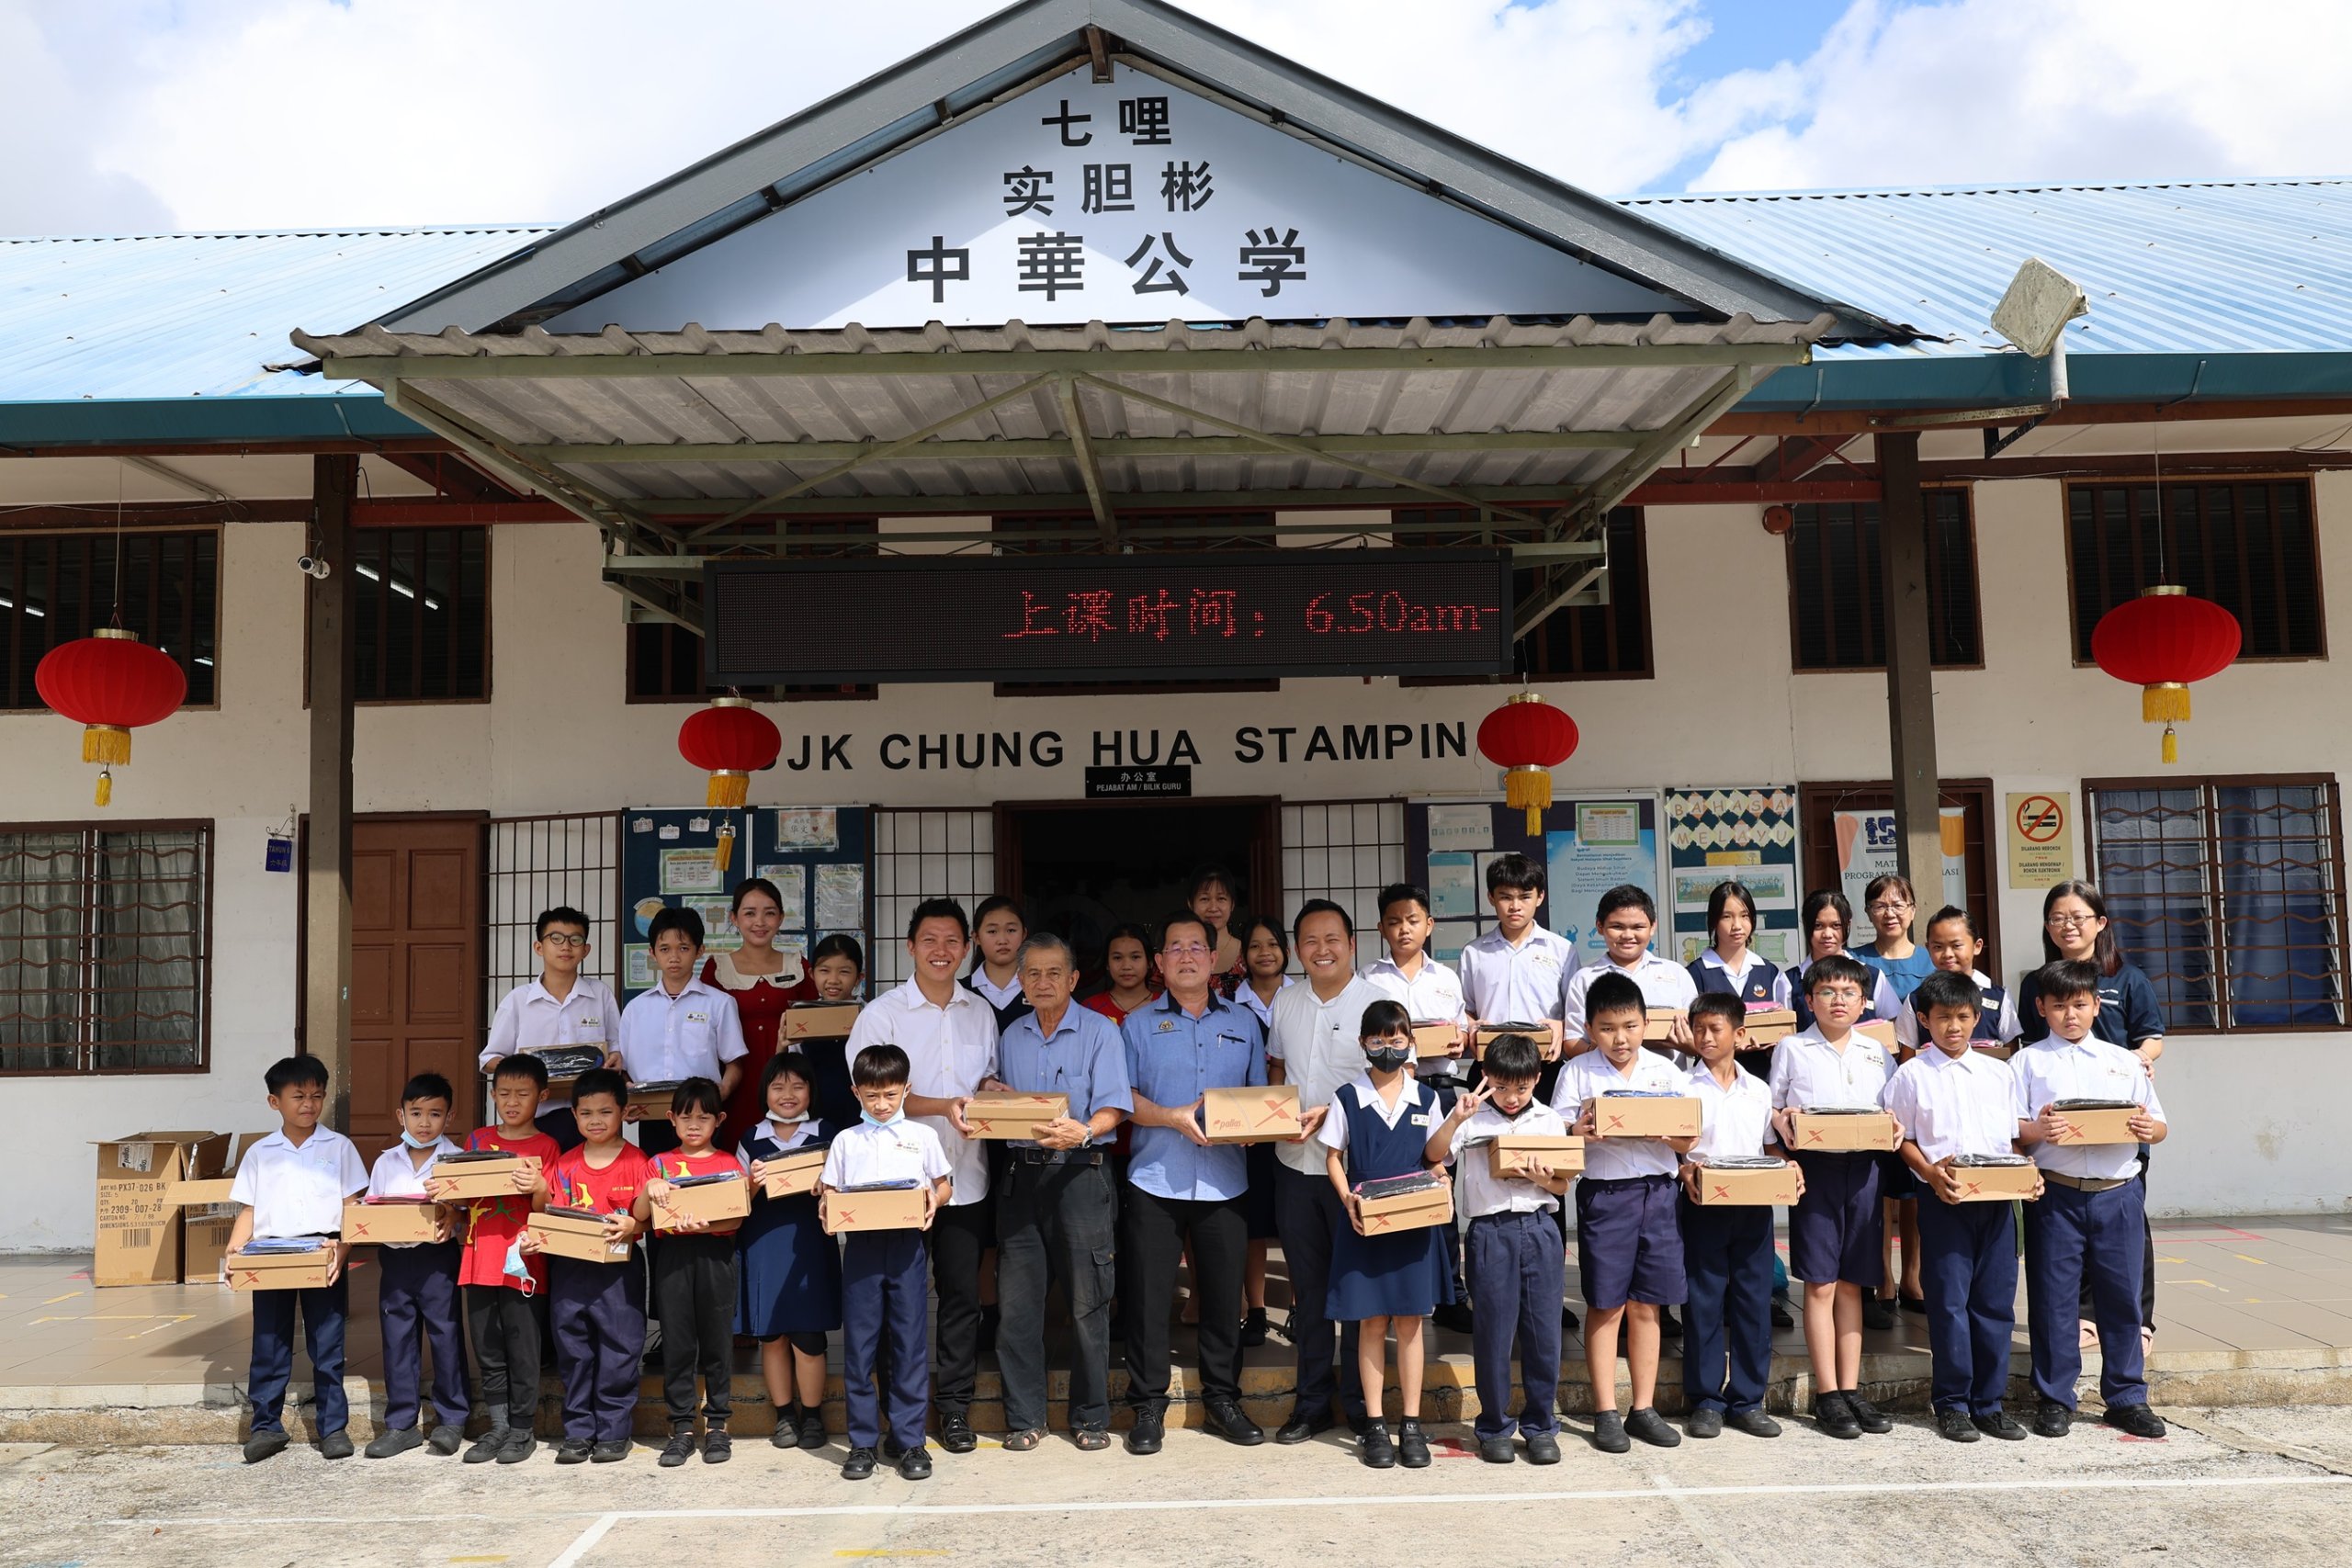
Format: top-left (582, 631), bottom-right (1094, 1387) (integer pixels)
top-left (527, 428), bottom-right (1654, 464)
top-left (630, 483), bottom-right (1585, 516)
top-left (1056, 375), bottom-right (1118, 545)
top-left (1575, 363), bottom-right (1760, 525)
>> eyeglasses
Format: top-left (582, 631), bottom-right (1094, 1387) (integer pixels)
top-left (537, 933), bottom-right (588, 949)
top-left (1865, 900), bottom-right (1912, 915)
top-left (2046, 913), bottom-right (2099, 929)
top-left (1813, 986), bottom-right (1865, 1002)
top-left (1162, 942), bottom-right (1211, 957)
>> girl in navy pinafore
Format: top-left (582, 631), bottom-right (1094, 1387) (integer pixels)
top-left (736, 1053), bottom-right (842, 1449)
top-left (1319, 1000), bottom-right (1454, 1469)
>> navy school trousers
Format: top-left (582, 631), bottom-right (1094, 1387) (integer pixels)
top-left (378, 1239), bottom-right (469, 1431)
top-left (248, 1268), bottom-right (349, 1436)
top-left (1677, 1194), bottom-right (1774, 1416)
top-left (548, 1252), bottom-right (646, 1443)
top-left (2025, 1177), bottom-right (2148, 1409)
top-left (842, 1227), bottom-right (930, 1451)
top-left (1917, 1196), bottom-right (2018, 1416)
top-left (1464, 1209), bottom-right (1563, 1439)
top-left (1270, 1162), bottom-right (1363, 1425)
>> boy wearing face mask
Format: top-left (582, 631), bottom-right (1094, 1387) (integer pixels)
top-left (361, 1073), bottom-right (469, 1459)
top-left (441, 1053), bottom-right (559, 1465)
top-left (1428, 1032), bottom-right (1569, 1466)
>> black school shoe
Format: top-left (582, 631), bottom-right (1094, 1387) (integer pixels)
top-left (1624, 1407), bottom-right (1680, 1449)
top-left (1589, 1412), bottom-right (1630, 1453)
top-left (1239, 1307), bottom-right (1271, 1348)
top-left (1936, 1409), bottom-right (1981, 1443)
top-left (555, 1438), bottom-right (593, 1464)
top-left (1432, 1301), bottom-right (1476, 1336)
top-left (1396, 1418), bottom-right (1430, 1469)
top-left (1523, 1429), bottom-right (1562, 1464)
top-left (2103, 1404), bottom-right (2167, 1439)
top-left (1725, 1409), bottom-right (1781, 1438)
top-left (1685, 1406), bottom-right (1723, 1439)
top-left (1770, 1296), bottom-right (1796, 1329)
top-left (590, 1438), bottom-right (629, 1463)
top-left (938, 1413), bottom-right (978, 1454)
top-left (319, 1430), bottom-right (354, 1461)
top-left (1203, 1398), bottom-right (1264, 1447)
top-left (1562, 1303), bottom-right (1580, 1332)
top-left (773, 1408), bottom-right (801, 1450)
top-left (1973, 1410), bottom-right (2028, 1441)
top-left (463, 1421), bottom-right (507, 1464)
top-left (1273, 1407), bottom-right (1336, 1446)
top-left (1359, 1422), bottom-right (1396, 1469)
top-left (1125, 1410), bottom-right (1164, 1456)
top-left (1478, 1435), bottom-right (1515, 1464)
top-left (426, 1423), bottom-right (465, 1457)
top-left (704, 1430), bottom-right (731, 1464)
top-left (1814, 1393), bottom-right (1861, 1440)
top-left (797, 1407), bottom-right (829, 1450)
top-left (660, 1428), bottom-right (698, 1468)
top-left (842, 1446), bottom-right (877, 1481)
top-left (241, 1429), bottom-right (289, 1464)
top-left (898, 1444), bottom-right (933, 1480)
top-left (1848, 1393), bottom-right (1894, 1435)
top-left (2032, 1399), bottom-right (2074, 1438)
top-left (365, 1426), bottom-right (423, 1459)
top-left (497, 1427), bottom-right (537, 1465)
top-left (1862, 1295), bottom-right (1896, 1331)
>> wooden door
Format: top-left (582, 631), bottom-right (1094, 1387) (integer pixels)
top-left (349, 816), bottom-right (484, 1154)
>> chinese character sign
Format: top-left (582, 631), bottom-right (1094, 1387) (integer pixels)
top-left (545, 64), bottom-right (1679, 333)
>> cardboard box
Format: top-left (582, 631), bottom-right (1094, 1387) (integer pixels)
top-left (783, 1001), bottom-right (862, 1042)
top-left (1642, 1007), bottom-right (1684, 1043)
top-left (527, 1208), bottom-right (634, 1264)
top-left (1691, 1162), bottom-right (1800, 1206)
top-left (651, 1171), bottom-right (751, 1231)
top-left (1473, 1022), bottom-right (1549, 1061)
top-left (226, 1244), bottom-right (334, 1292)
top-left (1588, 1094), bottom-right (1702, 1139)
top-left (163, 1178), bottom-right (235, 1207)
top-left (93, 1130), bottom-right (231, 1287)
top-left (341, 1198), bottom-right (448, 1246)
top-left (183, 1205), bottom-right (239, 1282)
top-left (1487, 1134), bottom-right (1585, 1180)
top-left (1789, 1110), bottom-right (1901, 1152)
top-left (627, 1079), bottom-right (683, 1111)
top-left (424, 1151), bottom-right (541, 1201)
top-left (1741, 1008), bottom-right (1800, 1045)
top-left (823, 1183), bottom-right (929, 1235)
top-left (2051, 1104), bottom-right (2143, 1145)
top-left (964, 1092), bottom-right (1069, 1140)
top-left (760, 1146), bottom-right (828, 1200)
top-left (1411, 1021), bottom-right (1461, 1059)
top-left (1200, 1085), bottom-right (1305, 1144)
top-left (1857, 1020), bottom-right (1898, 1049)
top-left (1357, 1178), bottom-right (1453, 1235)
top-left (1973, 1042), bottom-right (2018, 1062)
top-left (1951, 1161), bottom-right (2041, 1201)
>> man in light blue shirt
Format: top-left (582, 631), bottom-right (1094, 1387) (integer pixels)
top-left (1119, 911), bottom-right (1269, 1454)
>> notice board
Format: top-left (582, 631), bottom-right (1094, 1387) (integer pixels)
top-left (619, 805), bottom-right (870, 1004)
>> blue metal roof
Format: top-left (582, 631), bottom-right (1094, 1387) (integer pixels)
top-left (1624, 178), bottom-right (2352, 409)
top-left (0, 226), bottom-right (553, 446)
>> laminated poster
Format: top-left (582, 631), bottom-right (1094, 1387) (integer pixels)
top-left (660, 846), bottom-right (725, 894)
top-left (813, 863), bottom-right (865, 930)
top-left (775, 807), bottom-right (840, 852)
top-left (1430, 919), bottom-right (1476, 964)
top-left (684, 898), bottom-right (741, 952)
top-left (1426, 804), bottom-right (1492, 854)
top-left (1428, 852), bottom-right (1478, 919)
top-left (752, 864), bottom-right (809, 930)
top-left (624, 944), bottom-right (657, 989)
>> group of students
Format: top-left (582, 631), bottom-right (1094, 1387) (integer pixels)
top-left (220, 853), bottom-right (2170, 1473)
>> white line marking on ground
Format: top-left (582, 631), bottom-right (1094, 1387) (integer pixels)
top-left (547, 1512), bottom-right (618, 1568)
top-left (92, 1470), bottom-right (2352, 1537)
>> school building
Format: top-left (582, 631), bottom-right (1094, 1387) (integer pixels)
top-left (2, 0), bottom-right (2346, 1251)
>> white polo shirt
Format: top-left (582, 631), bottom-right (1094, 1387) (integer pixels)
top-left (1362, 953), bottom-right (1469, 1079)
top-left (1685, 1061), bottom-right (1776, 1162)
top-left (1456, 924), bottom-right (1572, 1026)
top-left (821, 1115), bottom-right (952, 1192)
top-left (847, 977), bottom-right (1001, 1206)
top-left (1551, 1048), bottom-right (1686, 1181)
top-left (1768, 1026), bottom-right (1895, 1113)
top-left (230, 1126), bottom-right (369, 1240)
top-left (480, 975), bottom-right (624, 1070)
top-left (2013, 1033), bottom-right (2165, 1182)
top-left (1883, 1046), bottom-right (2020, 1163)
top-left (1445, 1100), bottom-right (1569, 1217)
top-left (616, 975), bottom-right (747, 1084)
top-left (363, 1136), bottom-right (462, 1249)
top-left (1267, 975), bottom-right (1387, 1178)
top-left (1562, 952), bottom-right (1698, 1041)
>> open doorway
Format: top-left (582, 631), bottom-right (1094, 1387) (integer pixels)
top-left (998, 798), bottom-right (1281, 987)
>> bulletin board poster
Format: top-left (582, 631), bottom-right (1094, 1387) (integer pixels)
top-left (1834, 807), bottom-right (1966, 916)
top-left (620, 805), bottom-right (870, 1004)
top-left (1544, 797), bottom-right (1665, 967)
top-left (1404, 799), bottom-right (1544, 963)
top-left (1666, 786), bottom-right (1803, 968)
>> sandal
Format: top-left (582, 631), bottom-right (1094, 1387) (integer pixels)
top-left (1002, 1428), bottom-right (1046, 1452)
top-left (1072, 1429), bottom-right (1111, 1451)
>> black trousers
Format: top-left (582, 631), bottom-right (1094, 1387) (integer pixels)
top-left (1271, 1162), bottom-right (1363, 1425)
top-left (927, 1197), bottom-right (993, 1420)
top-left (465, 1283), bottom-right (541, 1431)
top-left (653, 1231), bottom-right (737, 1427)
top-left (1123, 1184), bottom-right (1249, 1413)
top-left (997, 1158), bottom-right (1118, 1433)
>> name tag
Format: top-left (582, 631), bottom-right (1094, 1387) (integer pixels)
top-left (574, 1016), bottom-right (603, 1038)
top-left (1410, 1111), bottom-right (1433, 1128)
top-left (685, 1010), bottom-right (708, 1026)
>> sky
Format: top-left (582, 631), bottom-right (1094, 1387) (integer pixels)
top-left (3, 0), bottom-right (2348, 236)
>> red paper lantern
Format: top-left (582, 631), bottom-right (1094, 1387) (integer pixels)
top-left (677, 696), bottom-right (782, 808)
top-left (1477, 692), bottom-right (1579, 835)
top-left (34, 628), bottom-right (187, 806)
top-left (2090, 585), bottom-right (2240, 763)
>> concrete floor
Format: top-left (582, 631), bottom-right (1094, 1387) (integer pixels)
top-left (3, 1404), bottom-right (2349, 1567)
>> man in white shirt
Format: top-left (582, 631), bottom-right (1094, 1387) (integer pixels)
top-left (846, 897), bottom-right (1004, 1455)
top-left (227, 1055), bottom-right (372, 1464)
top-left (1266, 900), bottom-right (1385, 1446)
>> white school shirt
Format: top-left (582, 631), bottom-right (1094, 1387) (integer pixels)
top-left (1768, 1026), bottom-right (1895, 1112)
top-left (966, 967), bottom-right (1023, 1012)
top-left (1445, 1100), bottom-right (1569, 1217)
top-left (820, 1116), bottom-right (951, 1192)
top-left (1266, 975), bottom-right (1388, 1178)
top-left (1551, 1049), bottom-right (1686, 1181)
top-left (616, 975), bottom-right (747, 1083)
top-left (480, 976), bottom-right (624, 1070)
top-left (1794, 954), bottom-right (1902, 1021)
top-left (847, 977), bottom-right (1001, 1206)
top-left (1456, 924), bottom-right (1572, 1025)
top-left (1892, 968), bottom-right (2022, 1050)
top-left (1692, 949), bottom-right (1793, 1009)
top-left (1684, 1062), bottom-right (1776, 1162)
top-left (362, 1136), bottom-right (462, 1249)
top-left (230, 1126), bottom-right (370, 1239)
top-left (1236, 976), bottom-right (1293, 1032)
top-left (1362, 953), bottom-right (1469, 1079)
top-left (1561, 952), bottom-right (1698, 1041)
top-left (1317, 1072), bottom-right (1441, 1156)
top-left (1882, 1047), bottom-right (2020, 1163)
top-left (2012, 1034), bottom-right (2165, 1183)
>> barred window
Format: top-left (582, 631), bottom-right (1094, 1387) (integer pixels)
top-left (2066, 479), bottom-right (2324, 661)
top-left (1788, 491), bottom-right (1980, 670)
top-left (0, 823), bottom-right (209, 1074)
top-left (1396, 508), bottom-right (1650, 682)
top-left (2086, 777), bottom-right (2346, 1031)
top-left (352, 525), bottom-right (489, 702)
top-left (0, 529), bottom-right (220, 709)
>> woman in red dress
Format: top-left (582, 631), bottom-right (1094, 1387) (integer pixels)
top-left (701, 877), bottom-right (814, 1146)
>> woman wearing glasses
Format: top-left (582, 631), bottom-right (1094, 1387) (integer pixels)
top-left (2016, 879), bottom-right (2165, 1347)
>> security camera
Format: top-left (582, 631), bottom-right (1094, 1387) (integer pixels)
top-left (297, 554), bottom-right (331, 580)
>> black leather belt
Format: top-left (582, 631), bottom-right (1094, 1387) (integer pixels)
top-left (1011, 1147), bottom-right (1104, 1167)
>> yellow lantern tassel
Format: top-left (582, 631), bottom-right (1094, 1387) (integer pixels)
top-left (95, 768), bottom-right (113, 807)
top-left (1504, 765), bottom-right (1554, 837)
top-left (2162, 725), bottom-right (2179, 765)
top-left (707, 772), bottom-right (749, 808)
top-left (82, 724), bottom-right (131, 765)
top-left (714, 818), bottom-right (737, 873)
top-left (2142, 683), bottom-right (2190, 724)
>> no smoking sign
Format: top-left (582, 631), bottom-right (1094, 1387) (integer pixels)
top-left (2005, 792), bottom-right (2074, 887)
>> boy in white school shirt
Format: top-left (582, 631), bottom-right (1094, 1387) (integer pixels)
top-left (617, 906), bottom-right (747, 1159)
top-left (1560, 883), bottom-right (1697, 1057)
top-left (360, 1071), bottom-right (470, 1459)
top-left (226, 1055), bottom-right (371, 1464)
top-left (480, 905), bottom-right (624, 1152)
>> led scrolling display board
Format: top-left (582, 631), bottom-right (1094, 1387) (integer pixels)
top-left (704, 550), bottom-right (1517, 685)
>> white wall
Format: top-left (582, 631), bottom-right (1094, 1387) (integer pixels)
top-left (3, 478), bottom-right (2348, 1247)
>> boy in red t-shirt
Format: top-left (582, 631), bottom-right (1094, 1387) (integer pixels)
top-left (431, 1053), bottom-right (559, 1465)
top-left (643, 1077), bottom-right (747, 1466)
top-left (521, 1068), bottom-right (654, 1463)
